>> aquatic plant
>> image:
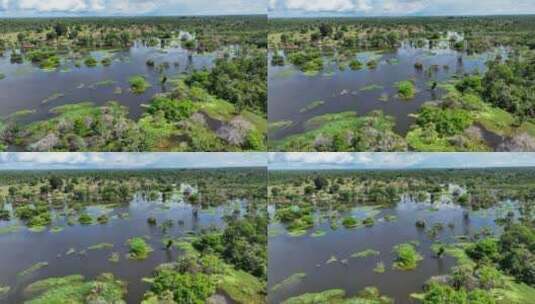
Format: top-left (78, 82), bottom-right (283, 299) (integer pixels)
top-left (127, 237), bottom-right (153, 260)
top-left (88, 243), bottom-right (114, 251)
top-left (351, 249), bottom-right (380, 258)
top-left (396, 80), bottom-right (416, 99)
top-left (24, 273), bottom-right (126, 303)
top-left (84, 56), bottom-right (97, 67)
top-left (128, 75), bottom-right (151, 94)
top-left (299, 100), bottom-right (325, 113)
top-left (393, 243), bottom-right (423, 270)
top-left (271, 272), bottom-right (307, 292)
top-left (349, 59), bottom-right (363, 70)
top-left (18, 262), bottom-right (49, 278)
top-left (101, 57), bottom-right (112, 66)
top-left (282, 287), bottom-right (392, 304)
top-left (342, 216), bottom-right (359, 229)
top-left (97, 214), bottom-right (109, 224)
top-left (78, 213), bottom-right (93, 225)
top-left (363, 217), bottom-right (375, 227)
top-left (147, 216), bottom-right (157, 225)
top-left (374, 262), bottom-right (386, 273)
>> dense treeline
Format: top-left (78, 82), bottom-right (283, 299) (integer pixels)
top-left (0, 15), bottom-right (267, 50)
top-left (270, 15), bottom-right (535, 51)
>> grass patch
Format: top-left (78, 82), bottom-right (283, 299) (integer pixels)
top-left (310, 229), bottom-right (327, 238)
top-left (351, 249), bottom-right (380, 258)
top-left (271, 272), bottom-right (307, 292)
top-left (128, 75), bottom-right (151, 94)
top-left (127, 237), bottom-right (153, 260)
top-left (373, 262), bottom-right (386, 273)
top-left (42, 93), bottom-right (64, 104)
top-left (360, 84), bottom-right (384, 92)
top-left (392, 243), bottom-right (423, 271)
top-left (87, 243), bottom-right (114, 251)
top-left (395, 80), bottom-right (416, 100)
top-left (18, 262), bottom-right (49, 278)
top-left (24, 273), bottom-right (125, 303)
top-left (0, 224), bottom-right (20, 235)
top-left (299, 100), bottom-right (325, 113)
top-left (217, 266), bottom-right (265, 304)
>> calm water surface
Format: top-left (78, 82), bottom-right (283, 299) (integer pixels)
top-left (0, 35), bottom-right (236, 124)
top-left (268, 195), bottom-right (515, 304)
top-left (0, 188), bottom-right (244, 303)
top-left (269, 38), bottom-right (507, 141)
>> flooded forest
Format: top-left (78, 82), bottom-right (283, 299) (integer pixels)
top-left (0, 16), bottom-right (267, 152)
top-left (269, 168), bottom-right (535, 303)
top-left (0, 167), bottom-right (267, 303)
top-left (269, 16), bottom-right (535, 152)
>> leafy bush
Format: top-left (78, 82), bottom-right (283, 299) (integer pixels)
top-left (417, 106), bottom-right (473, 136)
top-left (146, 97), bottom-right (196, 122)
top-left (396, 80), bottom-right (416, 99)
top-left (149, 270), bottom-right (215, 304)
top-left (127, 237), bottom-right (153, 260)
top-left (128, 75), bottom-right (151, 94)
top-left (393, 243), bottom-right (423, 270)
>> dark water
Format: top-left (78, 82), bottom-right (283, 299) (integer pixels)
top-left (0, 35), bottom-right (233, 124)
top-left (268, 37), bottom-right (507, 141)
top-left (0, 188), bottom-right (244, 303)
top-left (268, 194), bottom-right (514, 304)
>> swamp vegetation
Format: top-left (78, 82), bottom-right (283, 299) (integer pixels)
top-left (0, 168), bottom-right (267, 303)
top-left (269, 16), bottom-right (535, 152)
top-left (0, 16), bottom-right (267, 151)
top-left (268, 168), bottom-right (535, 303)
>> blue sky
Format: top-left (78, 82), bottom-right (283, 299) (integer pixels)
top-left (269, 0), bottom-right (535, 17)
top-left (0, 0), bottom-right (267, 17)
top-left (269, 153), bottom-right (535, 170)
top-left (0, 153), bottom-right (267, 170)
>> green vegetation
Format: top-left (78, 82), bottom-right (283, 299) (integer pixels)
top-left (351, 249), bottom-right (380, 258)
top-left (282, 287), bottom-right (393, 304)
top-left (270, 168), bottom-right (535, 303)
top-left (271, 273), bottom-right (307, 292)
top-left (299, 100), bottom-right (324, 113)
top-left (269, 16), bottom-right (535, 151)
top-left (18, 262), bottom-right (49, 278)
top-left (84, 56), bottom-right (97, 67)
top-left (127, 237), bottom-right (153, 260)
top-left (393, 243), bottom-right (423, 270)
top-left (2, 80), bottom-right (266, 151)
top-left (342, 216), bottom-right (359, 229)
top-left (373, 262), bottom-right (386, 273)
top-left (395, 80), bottom-right (416, 100)
top-left (0, 167), bottom-right (266, 303)
top-left (128, 75), bottom-right (151, 94)
top-left (0, 16), bottom-right (267, 152)
top-left (24, 273), bottom-right (126, 303)
top-left (272, 111), bottom-right (407, 151)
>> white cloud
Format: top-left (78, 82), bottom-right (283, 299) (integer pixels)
top-left (0, 0), bottom-right (266, 16)
top-left (0, 153), bottom-right (266, 170)
top-left (285, 0), bottom-right (355, 12)
top-left (107, 0), bottom-right (158, 14)
top-left (270, 0), bottom-right (373, 13)
top-left (382, 0), bottom-right (427, 14)
top-left (270, 0), bottom-right (535, 16)
top-left (269, 153), bottom-right (535, 170)
top-left (15, 0), bottom-right (105, 12)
